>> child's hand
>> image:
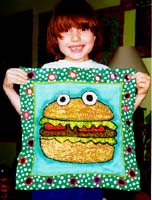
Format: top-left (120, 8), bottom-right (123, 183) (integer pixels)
top-left (131, 72), bottom-right (150, 110)
top-left (3, 68), bottom-right (28, 90)
top-left (3, 68), bottom-right (28, 114)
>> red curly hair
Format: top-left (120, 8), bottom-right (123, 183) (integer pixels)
top-left (47, 0), bottom-right (103, 60)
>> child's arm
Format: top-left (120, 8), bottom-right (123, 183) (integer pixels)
top-left (3, 68), bottom-right (28, 114)
top-left (132, 72), bottom-right (150, 111)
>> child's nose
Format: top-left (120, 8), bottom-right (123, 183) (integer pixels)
top-left (71, 28), bottom-right (81, 42)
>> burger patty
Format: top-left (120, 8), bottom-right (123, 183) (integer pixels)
top-left (40, 124), bottom-right (116, 138)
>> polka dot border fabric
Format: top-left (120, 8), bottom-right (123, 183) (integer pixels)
top-left (16, 67), bottom-right (140, 191)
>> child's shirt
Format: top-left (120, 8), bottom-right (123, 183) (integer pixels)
top-left (42, 59), bottom-right (108, 69)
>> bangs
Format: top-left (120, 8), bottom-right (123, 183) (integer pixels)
top-left (54, 15), bottom-right (98, 38)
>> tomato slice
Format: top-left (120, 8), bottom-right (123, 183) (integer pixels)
top-left (44, 123), bottom-right (66, 131)
top-left (79, 126), bottom-right (105, 132)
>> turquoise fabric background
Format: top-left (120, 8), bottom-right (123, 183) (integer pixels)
top-left (33, 82), bottom-right (123, 176)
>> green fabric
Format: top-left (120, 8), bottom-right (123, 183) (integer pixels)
top-left (16, 67), bottom-right (140, 191)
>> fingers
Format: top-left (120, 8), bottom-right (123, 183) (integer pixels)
top-left (131, 72), bottom-right (150, 87)
top-left (131, 72), bottom-right (150, 80)
top-left (6, 68), bottom-right (27, 79)
top-left (132, 72), bottom-right (151, 96)
top-left (5, 68), bottom-right (28, 85)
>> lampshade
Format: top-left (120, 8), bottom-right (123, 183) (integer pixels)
top-left (109, 46), bottom-right (149, 74)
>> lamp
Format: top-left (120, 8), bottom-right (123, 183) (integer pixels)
top-left (109, 46), bottom-right (149, 74)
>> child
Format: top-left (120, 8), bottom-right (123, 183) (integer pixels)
top-left (3, 0), bottom-right (150, 199)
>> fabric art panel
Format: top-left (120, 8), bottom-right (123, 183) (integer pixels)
top-left (16, 67), bottom-right (140, 191)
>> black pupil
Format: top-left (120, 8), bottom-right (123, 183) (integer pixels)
top-left (87, 95), bottom-right (93, 101)
top-left (60, 96), bottom-right (66, 102)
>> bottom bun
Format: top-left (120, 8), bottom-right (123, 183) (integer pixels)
top-left (40, 138), bottom-right (114, 163)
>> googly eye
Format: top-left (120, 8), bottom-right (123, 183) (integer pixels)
top-left (57, 94), bottom-right (70, 106)
top-left (82, 91), bottom-right (97, 105)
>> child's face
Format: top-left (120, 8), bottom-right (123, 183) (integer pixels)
top-left (57, 27), bottom-right (96, 62)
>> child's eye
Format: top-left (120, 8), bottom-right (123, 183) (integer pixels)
top-left (64, 30), bottom-right (69, 33)
top-left (81, 28), bottom-right (88, 31)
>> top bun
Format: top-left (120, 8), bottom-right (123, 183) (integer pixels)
top-left (43, 99), bottom-right (113, 121)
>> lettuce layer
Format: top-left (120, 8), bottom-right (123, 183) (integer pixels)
top-left (41, 136), bottom-right (117, 145)
top-left (40, 118), bottom-right (117, 130)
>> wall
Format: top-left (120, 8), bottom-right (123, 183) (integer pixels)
top-left (123, 9), bottom-right (151, 118)
top-left (0, 142), bottom-right (16, 167)
top-left (0, 0), bottom-right (120, 16)
top-left (142, 58), bottom-right (151, 118)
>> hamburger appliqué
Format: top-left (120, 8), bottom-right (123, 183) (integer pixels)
top-left (39, 91), bottom-right (117, 163)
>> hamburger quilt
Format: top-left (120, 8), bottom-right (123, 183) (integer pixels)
top-left (16, 67), bottom-right (140, 191)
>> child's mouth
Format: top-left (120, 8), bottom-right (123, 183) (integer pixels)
top-left (69, 45), bottom-right (84, 52)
